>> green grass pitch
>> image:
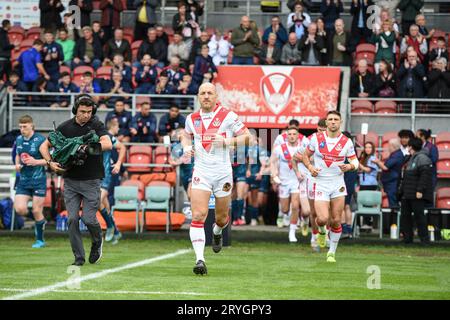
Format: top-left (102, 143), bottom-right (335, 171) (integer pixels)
top-left (1, 236), bottom-right (450, 300)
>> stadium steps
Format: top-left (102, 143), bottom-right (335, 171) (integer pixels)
top-left (0, 148), bottom-right (13, 199)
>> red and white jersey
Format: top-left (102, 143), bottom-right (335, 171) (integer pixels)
top-left (273, 132), bottom-right (305, 148)
top-left (308, 131), bottom-right (357, 178)
top-left (185, 103), bottom-right (246, 172)
top-left (273, 142), bottom-right (302, 182)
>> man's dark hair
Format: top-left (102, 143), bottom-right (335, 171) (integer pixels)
top-left (2, 19), bottom-right (11, 28)
top-left (408, 137), bottom-right (423, 152)
top-left (288, 119), bottom-right (299, 127)
top-left (60, 71), bottom-right (71, 78)
top-left (287, 126), bottom-right (299, 133)
top-left (159, 70), bottom-right (169, 78)
top-left (327, 110), bottom-right (341, 118)
top-left (115, 97), bottom-right (125, 104)
top-left (83, 71), bottom-right (93, 78)
top-left (170, 103), bottom-right (180, 110)
top-left (59, 27), bottom-right (68, 33)
top-left (9, 71), bottom-right (20, 78)
top-left (437, 36), bottom-right (445, 43)
top-left (33, 39), bottom-right (44, 47)
top-left (417, 129), bottom-right (432, 140)
top-left (398, 129), bottom-right (415, 139)
top-left (318, 118), bottom-right (327, 128)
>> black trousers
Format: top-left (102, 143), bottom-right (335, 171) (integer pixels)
top-left (0, 60), bottom-right (11, 82)
top-left (400, 199), bottom-right (429, 243)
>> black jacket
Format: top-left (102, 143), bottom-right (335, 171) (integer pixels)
top-left (73, 37), bottom-right (104, 61)
top-left (327, 30), bottom-right (355, 66)
top-left (69, 0), bottom-right (93, 27)
top-left (39, 0), bottom-right (64, 29)
top-left (257, 45), bottom-right (281, 65)
top-left (373, 72), bottom-right (397, 97)
top-left (298, 34), bottom-right (325, 65)
top-left (426, 69), bottom-right (450, 99)
top-left (137, 38), bottom-right (167, 64)
top-left (350, 0), bottom-right (373, 34)
top-left (0, 28), bottom-right (15, 59)
top-left (104, 38), bottom-right (132, 61)
top-left (397, 63), bottom-right (426, 98)
top-left (398, 150), bottom-right (433, 202)
top-left (350, 71), bottom-right (374, 97)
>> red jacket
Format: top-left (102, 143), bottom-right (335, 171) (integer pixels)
top-left (405, 36), bottom-right (425, 63)
top-left (100, 0), bottom-right (124, 28)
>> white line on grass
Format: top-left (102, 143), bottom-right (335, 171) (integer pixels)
top-left (2, 249), bottom-right (191, 300)
top-left (0, 288), bottom-right (205, 296)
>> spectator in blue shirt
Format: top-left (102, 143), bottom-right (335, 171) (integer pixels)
top-left (57, 71), bottom-right (79, 108)
top-left (130, 102), bottom-right (158, 143)
top-left (373, 138), bottom-right (405, 208)
top-left (102, 69), bottom-right (133, 108)
top-left (18, 39), bottom-right (50, 90)
top-left (111, 53), bottom-right (132, 86)
top-left (42, 30), bottom-right (64, 87)
top-left (158, 103), bottom-right (186, 137)
top-left (262, 15), bottom-right (288, 48)
top-left (105, 98), bottom-right (132, 142)
top-left (5, 71), bottom-right (28, 93)
top-left (358, 142), bottom-right (380, 190)
top-left (416, 129), bottom-right (439, 192)
top-left (151, 71), bottom-right (178, 109)
top-left (134, 54), bottom-right (158, 94)
top-left (162, 56), bottom-right (185, 87)
top-left (191, 45), bottom-right (218, 94)
top-left (78, 71), bottom-right (102, 94)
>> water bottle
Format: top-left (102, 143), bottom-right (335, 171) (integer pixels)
top-left (355, 225), bottom-right (360, 238)
top-left (428, 225), bottom-right (435, 242)
top-left (56, 214), bottom-right (61, 231)
top-left (390, 224), bottom-right (398, 239)
top-left (61, 217), bottom-right (66, 232)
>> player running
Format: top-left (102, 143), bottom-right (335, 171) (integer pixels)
top-left (270, 126), bottom-right (303, 243)
top-left (302, 111), bottom-right (359, 262)
top-left (13, 115), bottom-right (48, 248)
top-left (181, 83), bottom-right (251, 275)
top-left (99, 118), bottom-right (126, 244)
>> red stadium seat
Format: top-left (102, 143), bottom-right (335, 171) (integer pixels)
top-left (128, 145), bottom-right (152, 173)
top-left (436, 187), bottom-right (450, 209)
top-left (92, 0), bottom-right (101, 10)
top-left (59, 65), bottom-right (71, 76)
top-left (436, 132), bottom-right (450, 154)
top-left (355, 131), bottom-right (379, 148)
top-left (432, 29), bottom-right (446, 40)
top-left (381, 131), bottom-right (398, 149)
top-left (121, 179), bottom-right (145, 201)
top-left (375, 100), bottom-right (397, 114)
top-left (351, 100), bottom-right (373, 114)
top-left (206, 27), bottom-right (215, 36)
top-left (73, 66), bottom-right (95, 85)
top-left (8, 27), bottom-right (25, 43)
top-left (131, 40), bottom-right (142, 61)
top-left (96, 66), bottom-right (112, 80)
top-left (25, 27), bottom-right (42, 40)
top-left (437, 153), bottom-right (450, 178)
top-left (355, 51), bottom-right (375, 64)
top-left (123, 27), bottom-right (134, 44)
top-left (19, 38), bottom-right (35, 52)
top-left (153, 146), bottom-right (172, 173)
top-left (136, 95), bottom-right (151, 111)
top-left (356, 43), bottom-right (376, 54)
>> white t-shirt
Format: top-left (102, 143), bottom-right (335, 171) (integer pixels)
top-left (273, 142), bottom-right (302, 182)
top-left (308, 132), bottom-right (357, 178)
top-left (185, 104), bottom-right (246, 173)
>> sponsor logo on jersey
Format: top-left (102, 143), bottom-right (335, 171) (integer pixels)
top-left (212, 119), bottom-right (221, 127)
top-left (193, 176), bottom-right (200, 184)
top-left (339, 186), bottom-right (345, 193)
top-left (222, 182), bottom-right (231, 192)
top-left (319, 141), bottom-right (326, 149)
top-left (194, 119), bottom-right (201, 128)
top-left (335, 143), bottom-right (343, 152)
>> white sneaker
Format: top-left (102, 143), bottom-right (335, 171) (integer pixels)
top-left (250, 219), bottom-right (257, 226)
top-left (289, 231), bottom-right (298, 243)
top-left (283, 214), bottom-right (290, 227)
top-left (277, 217), bottom-right (284, 228)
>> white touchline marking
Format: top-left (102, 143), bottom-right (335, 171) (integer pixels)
top-left (2, 249), bottom-right (191, 300)
top-left (0, 288), bottom-right (205, 296)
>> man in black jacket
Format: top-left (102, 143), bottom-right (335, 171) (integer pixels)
top-left (0, 20), bottom-right (19, 83)
top-left (350, 59), bottom-right (374, 97)
top-left (72, 26), bottom-right (104, 70)
top-left (39, 0), bottom-right (65, 31)
top-left (350, 0), bottom-right (373, 44)
top-left (398, 137), bottom-right (432, 244)
top-left (137, 28), bottom-right (167, 68)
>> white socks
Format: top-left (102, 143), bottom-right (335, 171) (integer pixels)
top-left (190, 221), bottom-right (205, 262)
top-left (213, 217), bottom-right (229, 235)
top-left (328, 225), bottom-right (342, 254)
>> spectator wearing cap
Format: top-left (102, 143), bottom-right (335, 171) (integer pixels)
top-left (56, 28), bottom-right (76, 67)
top-left (0, 20), bottom-right (20, 83)
top-left (350, 0), bottom-right (373, 44)
top-left (69, 0), bottom-right (93, 28)
top-left (158, 104), bottom-right (186, 137)
top-left (100, 0), bottom-right (124, 43)
top-left (192, 45), bottom-right (218, 93)
top-left (397, 49), bottom-right (426, 98)
top-left (135, 54), bottom-right (158, 94)
top-left (416, 129), bottom-right (439, 192)
top-left (105, 98), bottom-right (132, 142)
top-left (18, 39), bottom-right (51, 91)
top-left (134, 0), bottom-right (160, 41)
top-left (104, 28), bottom-right (132, 64)
top-left (328, 19), bottom-right (355, 66)
top-left (429, 37), bottom-right (448, 63)
top-left (286, 3), bottom-right (311, 30)
top-left (281, 33), bottom-right (302, 65)
top-left (427, 57), bottom-right (450, 99)
top-left (263, 16), bottom-right (288, 49)
top-left (167, 34), bottom-right (190, 66)
top-left (39, 0), bottom-right (65, 32)
top-left (400, 24), bottom-right (427, 64)
top-left (102, 69), bottom-right (133, 108)
top-left (162, 56), bottom-right (186, 88)
top-left (288, 14), bottom-right (307, 40)
top-left (398, 0), bottom-right (424, 35)
top-left (43, 30), bottom-right (64, 87)
top-left (320, 0), bottom-right (343, 34)
top-left (130, 101), bottom-right (158, 143)
top-left (299, 22), bottom-right (325, 66)
top-left (231, 16), bottom-right (261, 65)
top-left (350, 59), bottom-right (374, 97)
top-left (257, 33), bottom-right (281, 65)
top-left (398, 137), bottom-right (432, 244)
top-left (57, 71), bottom-right (79, 108)
top-left (208, 29), bottom-right (232, 67)
top-left (72, 26), bottom-right (104, 70)
top-left (137, 27), bottom-right (167, 69)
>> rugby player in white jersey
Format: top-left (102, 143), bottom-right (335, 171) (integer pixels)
top-left (181, 83), bottom-right (251, 275)
top-left (270, 126), bottom-right (303, 242)
top-left (302, 111), bottom-right (359, 262)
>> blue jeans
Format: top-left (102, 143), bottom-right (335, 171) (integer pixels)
top-left (383, 181), bottom-right (399, 208)
top-left (232, 56), bottom-right (254, 65)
